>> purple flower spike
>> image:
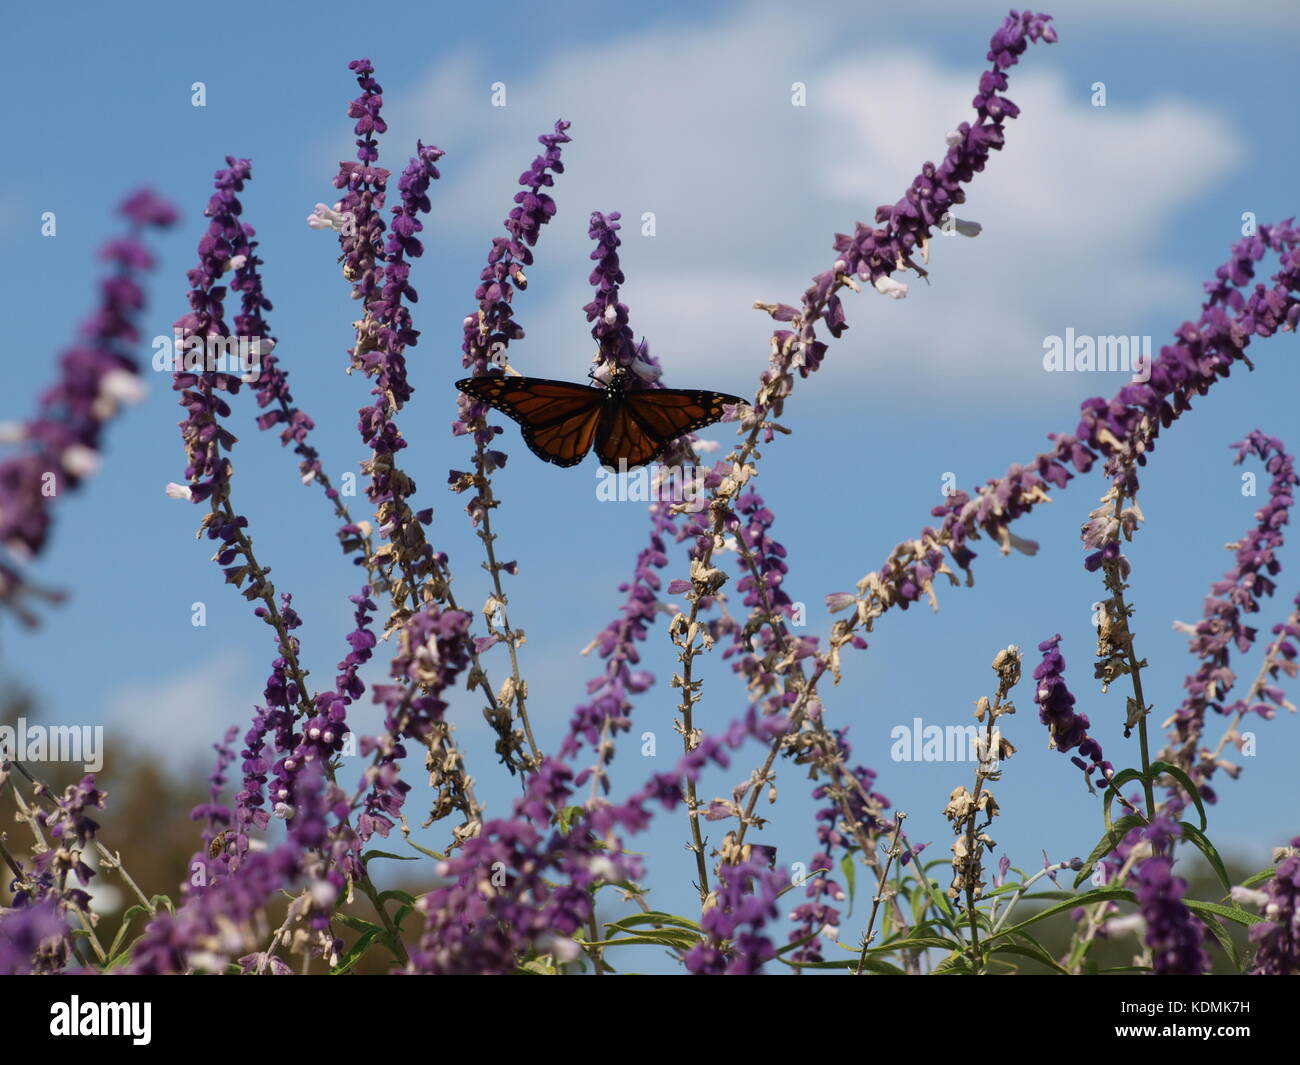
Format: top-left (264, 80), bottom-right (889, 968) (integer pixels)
top-left (1248, 837), bottom-right (1300, 975)
top-left (787, 729), bottom-right (889, 969)
top-left (844, 216), bottom-right (1300, 655)
top-left (0, 188), bottom-right (175, 623)
top-left (1135, 838), bottom-right (1210, 975)
top-left (687, 857), bottom-right (788, 975)
top-left (0, 898), bottom-right (69, 976)
top-left (583, 211), bottom-right (638, 370)
top-left (1163, 432), bottom-right (1297, 807)
top-left (454, 120), bottom-right (571, 487)
top-left (1033, 635), bottom-right (1111, 791)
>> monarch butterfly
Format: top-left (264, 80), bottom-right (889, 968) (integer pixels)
top-left (456, 368), bottom-right (746, 469)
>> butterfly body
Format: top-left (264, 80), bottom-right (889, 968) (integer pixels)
top-left (456, 369), bottom-right (745, 469)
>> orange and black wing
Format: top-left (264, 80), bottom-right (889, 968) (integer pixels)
top-left (595, 388), bottom-right (747, 469)
top-left (456, 376), bottom-right (604, 467)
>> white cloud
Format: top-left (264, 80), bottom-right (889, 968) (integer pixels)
top-left (374, 4), bottom-right (1247, 407)
top-left (106, 651), bottom-right (254, 760)
top-left (751, 0), bottom-right (1299, 31)
top-left (815, 57), bottom-right (1242, 395)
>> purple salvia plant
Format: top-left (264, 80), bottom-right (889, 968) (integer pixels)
top-left (0, 189), bottom-right (176, 624)
top-left (1243, 837), bottom-right (1300, 975)
top-left (566, 214), bottom-right (678, 794)
top-left (787, 728), bottom-right (891, 969)
top-left (447, 124), bottom-right (572, 773)
top-left (1033, 635), bottom-right (1112, 792)
top-left (186, 726), bottom-right (238, 882)
top-left (322, 59), bottom-right (446, 612)
top-left (686, 854), bottom-right (788, 974)
top-left (0, 896), bottom-right (68, 976)
top-left (366, 604), bottom-right (477, 844)
top-left (1163, 431), bottom-right (1297, 805)
top-left (452, 119), bottom-right (572, 509)
top-left (127, 763), bottom-right (334, 975)
top-left (832, 217), bottom-right (1300, 654)
top-left (168, 158), bottom-right (327, 875)
top-left (665, 14), bottom-right (1061, 922)
top-left (1134, 821), bottom-right (1210, 975)
top-left (1, 774), bottom-right (109, 973)
top-left (7, 11), bottom-right (1300, 983)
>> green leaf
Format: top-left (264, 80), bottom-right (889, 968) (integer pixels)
top-left (584, 930), bottom-right (702, 950)
top-left (840, 853), bottom-right (857, 914)
top-left (776, 874), bottom-right (817, 902)
top-left (555, 805), bottom-right (586, 836)
top-left (377, 889), bottom-right (417, 907)
top-left (908, 884), bottom-right (930, 926)
top-left (605, 911), bottom-right (703, 934)
top-left (990, 936), bottom-right (1068, 974)
top-left (861, 934), bottom-right (962, 955)
top-left (1074, 814), bottom-right (1147, 888)
top-left (775, 930), bottom-right (820, 957)
top-left (518, 957), bottom-right (559, 975)
top-left (1182, 898), bottom-right (1262, 928)
top-left (361, 849), bottom-right (418, 864)
top-left (989, 887), bottom-right (1136, 944)
top-left (908, 868), bottom-right (961, 933)
top-left (107, 903), bottom-right (153, 957)
top-left (777, 957), bottom-right (862, 970)
top-left (1195, 911), bottom-right (1242, 972)
top-left (405, 839), bottom-right (447, 861)
top-left (1176, 822), bottom-right (1231, 894)
top-left (332, 930), bottom-right (379, 974)
top-left (779, 948), bottom-right (908, 972)
top-left (334, 913), bottom-right (383, 935)
top-left (1148, 761), bottom-right (1207, 830)
top-left (1239, 867), bottom-right (1278, 889)
top-left (931, 952), bottom-right (973, 974)
top-left (1102, 767), bottom-right (1145, 832)
top-left (854, 956), bottom-right (906, 974)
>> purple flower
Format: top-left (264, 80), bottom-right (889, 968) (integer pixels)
top-left (1163, 432), bottom-right (1296, 807)
top-left (186, 725), bottom-right (238, 881)
top-left (1135, 847), bottom-right (1210, 975)
top-left (0, 188), bottom-right (175, 623)
top-left (841, 217), bottom-right (1300, 654)
top-left (1248, 837), bottom-right (1300, 975)
top-left (749, 11), bottom-right (1057, 423)
top-left (455, 120), bottom-right (571, 389)
top-left (565, 501), bottom-right (673, 789)
top-left (453, 120), bottom-right (571, 523)
top-left (349, 140), bottom-right (444, 408)
top-left (787, 729), bottom-right (890, 968)
top-left (410, 685), bottom-right (783, 973)
top-left (0, 898), bottom-right (69, 976)
top-left (583, 211), bottom-right (638, 369)
top-left (333, 58), bottom-right (391, 292)
top-left (363, 605), bottom-right (474, 845)
top-left (172, 156), bottom-right (258, 507)
top-left (129, 765), bottom-right (336, 974)
top-left (2, 774), bottom-right (111, 973)
top-left (687, 857), bottom-right (788, 974)
top-left (1033, 635), bottom-right (1111, 790)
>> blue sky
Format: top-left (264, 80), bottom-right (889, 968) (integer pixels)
top-left (4, 0), bottom-right (1299, 963)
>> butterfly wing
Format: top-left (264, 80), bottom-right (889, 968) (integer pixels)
top-left (596, 401), bottom-right (665, 470)
top-left (456, 376), bottom-right (604, 467)
top-left (595, 388), bottom-right (746, 469)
